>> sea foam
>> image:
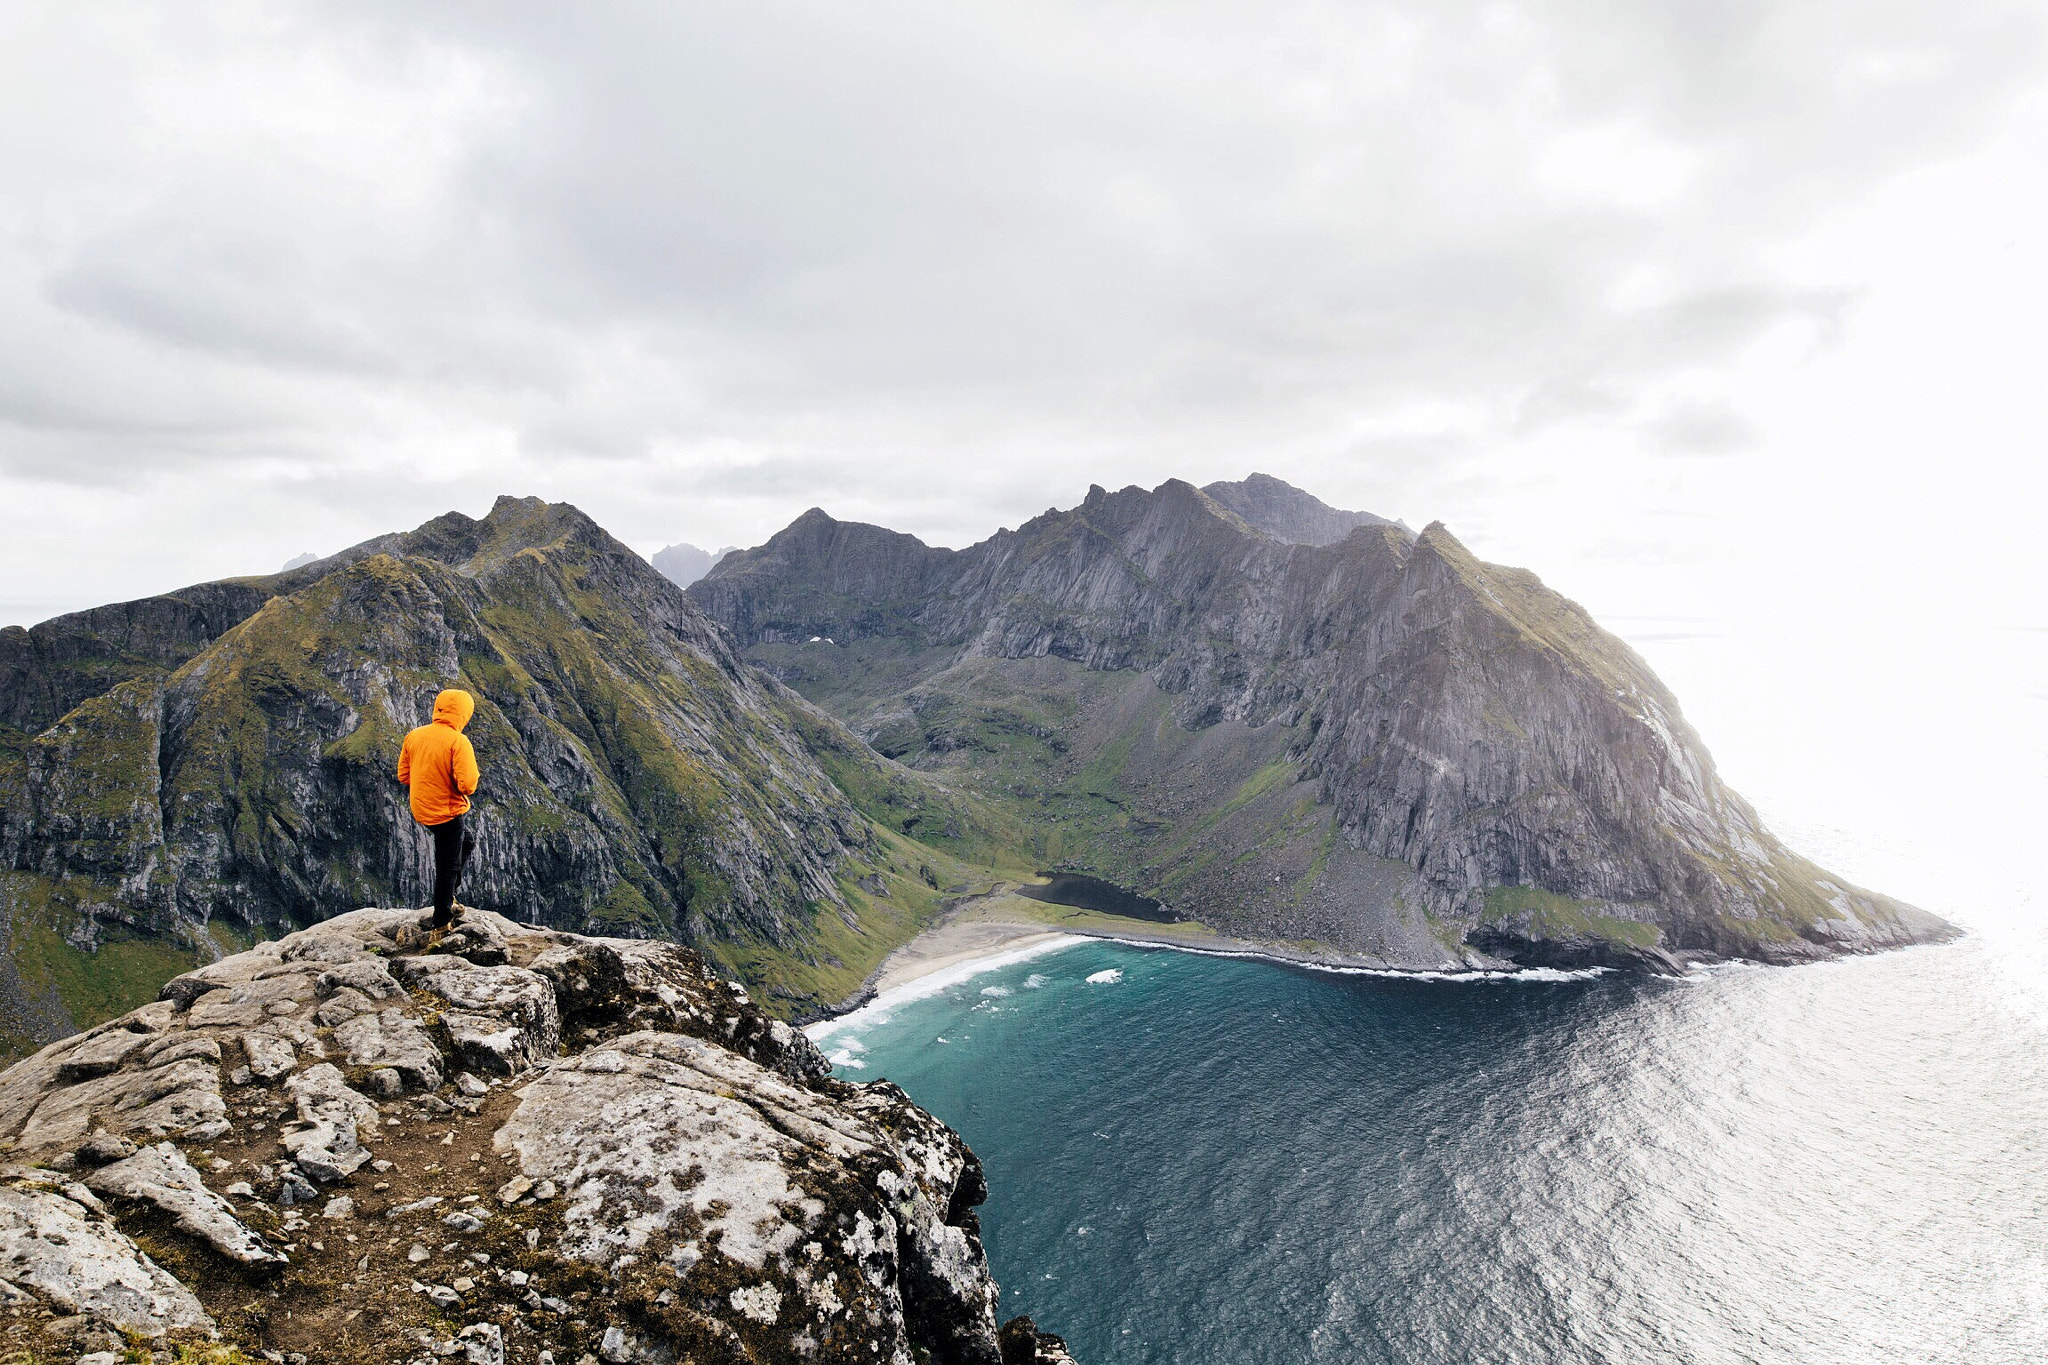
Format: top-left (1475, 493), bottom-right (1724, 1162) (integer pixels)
top-left (807, 934), bottom-right (1088, 1043)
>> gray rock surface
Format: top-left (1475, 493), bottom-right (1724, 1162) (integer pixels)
top-left (83, 1140), bottom-right (284, 1264)
top-left (1199, 471), bottom-right (1406, 546)
top-left (332, 1008), bottom-right (442, 1092)
top-left (0, 907), bottom-right (1067, 1363)
top-left (278, 1063), bottom-right (379, 1181)
top-left (0, 1179), bottom-right (211, 1335)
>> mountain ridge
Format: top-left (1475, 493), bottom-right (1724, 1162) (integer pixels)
top-left (0, 496), bottom-right (1028, 1054)
top-left (0, 479), bottom-right (1955, 1058)
top-left (650, 541), bottom-right (741, 589)
top-left (693, 476), bottom-right (1952, 971)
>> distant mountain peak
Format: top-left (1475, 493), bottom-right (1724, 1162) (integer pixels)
top-left (651, 540), bottom-right (742, 590)
top-left (1200, 473), bottom-right (1408, 546)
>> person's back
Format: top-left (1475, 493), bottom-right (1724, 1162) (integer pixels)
top-left (397, 688), bottom-right (481, 935)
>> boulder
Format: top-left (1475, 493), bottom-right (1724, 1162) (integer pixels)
top-left (241, 1030), bottom-right (297, 1081)
top-left (315, 957), bottom-right (404, 1002)
top-left (0, 1183), bottom-right (211, 1335)
top-left (279, 1064), bottom-right (378, 1182)
top-left (54, 1028), bottom-right (154, 1081)
top-left (999, 1317), bottom-right (1082, 1365)
top-left (83, 1142), bottom-right (285, 1265)
top-left (333, 1008), bottom-right (443, 1092)
top-left (394, 958), bottom-right (558, 1076)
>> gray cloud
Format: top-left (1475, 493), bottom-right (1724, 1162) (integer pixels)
top-left (1639, 396), bottom-right (1766, 456)
top-left (0, 0), bottom-right (2042, 614)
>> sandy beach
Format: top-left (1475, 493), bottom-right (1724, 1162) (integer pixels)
top-left (811, 883), bottom-right (1491, 1035)
top-left (868, 916), bottom-right (1079, 994)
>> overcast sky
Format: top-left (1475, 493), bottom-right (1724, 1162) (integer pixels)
top-left (3, 1), bottom-right (2045, 883)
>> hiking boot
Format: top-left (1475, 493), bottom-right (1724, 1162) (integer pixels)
top-left (451, 901), bottom-right (478, 921)
top-left (425, 928), bottom-right (448, 950)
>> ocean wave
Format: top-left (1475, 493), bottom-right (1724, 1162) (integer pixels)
top-left (1086, 968), bottom-right (1124, 984)
top-left (980, 985), bottom-right (1012, 997)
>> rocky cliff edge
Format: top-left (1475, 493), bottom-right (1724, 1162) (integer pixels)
top-left (0, 908), bottom-right (1075, 1365)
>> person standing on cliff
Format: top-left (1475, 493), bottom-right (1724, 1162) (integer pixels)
top-left (397, 688), bottom-right (481, 941)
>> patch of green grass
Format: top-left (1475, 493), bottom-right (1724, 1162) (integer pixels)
top-left (1214, 756), bottom-right (1296, 821)
top-left (205, 917), bottom-right (255, 955)
top-left (1483, 884), bottom-right (1660, 949)
top-left (965, 889), bottom-right (1225, 941)
top-left (1481, 705), bottom-right (1529, 740)
top-left (1074, 728), bottom-right (1137, 794)
top-left (590, 878), bottom-right (664, 936)
top-left (13, 916), bottom-right (198, 1029)
top-left (709, 825), bottom-right (988, 1015)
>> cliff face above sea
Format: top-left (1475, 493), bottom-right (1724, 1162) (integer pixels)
top-left (694, 476), bottom-right (1954, 971)
top-left (0, 907), bottom-right (1077, 1365)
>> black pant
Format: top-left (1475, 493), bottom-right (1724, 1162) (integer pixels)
top-left (427, 814), bottom-right (475, 928)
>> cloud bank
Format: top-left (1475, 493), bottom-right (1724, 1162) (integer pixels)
top-left (0, 0), bottom-right (2041, 614)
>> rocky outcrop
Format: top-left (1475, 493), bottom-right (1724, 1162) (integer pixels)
top-left (696, 476), bottom-right (1954, 970)
top-left (0, 908), bottom-right (1070, 1363)
top-left (0, 1177), bottom-right (213, 1336)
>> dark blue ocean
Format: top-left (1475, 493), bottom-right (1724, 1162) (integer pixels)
top-left (811, 933), bottom-right (2048, 1364)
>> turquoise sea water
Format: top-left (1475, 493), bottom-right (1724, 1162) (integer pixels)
top-left (812, 934), bottom-right (2048, 1364)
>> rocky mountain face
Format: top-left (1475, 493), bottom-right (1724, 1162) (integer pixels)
top-left (1198, 473), bottom-right (1406, 546)
top-left (0, 907), bottom-right (1077, 1364)
top-left (0, 497), bottom-right (1006, 1052)
top-left (694, 477), bottom-right (1953, 971)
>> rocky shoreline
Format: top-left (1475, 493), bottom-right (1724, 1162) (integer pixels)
top-left (0, 906), bottom-right (1079, 1365)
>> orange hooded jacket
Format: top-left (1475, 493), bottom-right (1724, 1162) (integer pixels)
top-left (397, 689), bottom-right (480, 826)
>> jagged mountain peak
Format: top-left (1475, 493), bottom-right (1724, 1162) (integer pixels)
top-left (649, 541), bottom-right (742, 589)
top-left (1202, 472), bottom-right (1407, 546)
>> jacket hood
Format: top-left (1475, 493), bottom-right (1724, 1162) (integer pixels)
top-left (432, 688), bottom-right (476, 732)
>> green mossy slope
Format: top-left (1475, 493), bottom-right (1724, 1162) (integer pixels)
top-left (0, 497), bottom-right (1033, 1046)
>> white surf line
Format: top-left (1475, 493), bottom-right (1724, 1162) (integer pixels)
top-left (806, 934), bottom-right (1090, 1042)
top-left (1078, 931), bottom-right (1611, 983)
